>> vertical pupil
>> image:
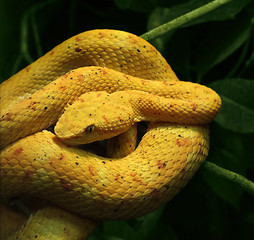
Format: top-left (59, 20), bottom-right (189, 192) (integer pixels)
top-left (86, 125), bottom-right (94, 133)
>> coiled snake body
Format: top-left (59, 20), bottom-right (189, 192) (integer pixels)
top-left (0, 30), bottom-right (221, 239)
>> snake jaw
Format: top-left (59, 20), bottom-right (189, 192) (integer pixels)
top-left (56, 124), bottom-right (134, 146)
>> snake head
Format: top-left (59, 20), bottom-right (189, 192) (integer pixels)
top-left (54, 91), bottom-right (135, 146)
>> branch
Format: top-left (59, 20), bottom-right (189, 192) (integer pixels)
top-left (202, 161), bottom-right (254, 198)
top-left (140, 0), bottom-right (233, 41)
top-left (140, 0), bottom-right (254, 197)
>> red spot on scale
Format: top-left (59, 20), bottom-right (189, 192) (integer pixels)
top-left (76, 37), bottom-right (81, 42)
top-left (50, 50), bottom-right (55, 55)
top-left (13, 147), bottom-right (23, 156)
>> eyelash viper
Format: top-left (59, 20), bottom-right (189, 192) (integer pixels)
top-left (0, 29), bottom-right (221, 239)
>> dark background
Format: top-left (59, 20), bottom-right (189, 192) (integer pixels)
top-left (1, 0), bottom-right (254, 239)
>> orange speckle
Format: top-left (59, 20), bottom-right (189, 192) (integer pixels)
top-left (102, 69), bottom-right (108, 75)
top-left (157, 160), bottom-right (166, 169)
top-left (60, 86), bottom-right (67, 91)
top-left (124, 74), bottom-right (130, 81)
top-left (176, 138), bottom-right (190, 147)
top-left (128, 35), bottom-right (138, 44)
top-left (102, 115), bottom-right (109, 124)
top-left (60, 178), bottom-right (73, 191)
top-left (63, 72), bottom-right (70, 78)
top-left (49, 158), bottom-right (57, 165)
top-left (130, 172), bottom-right (142, 183)
top-left (50, 50), bottom-right (55, 55)
top-left (76, 37), bottom-right (81, 42)
top-left (191, 103), bottom-right (197, 111)
top-left (25, 66), bottom-right (31, 72)
top-left (132, 176), bottom-right (142, 183)
top-left (13, 147), bottom-right (23, 156)
top-left (115, 173), bottom-right (121, 181)
top-left (89, 165), bottom-right (96, 176)
top-left (78, 98), bottom-right (85, 102)
top-left (99, 32), bottom-right (104, 38)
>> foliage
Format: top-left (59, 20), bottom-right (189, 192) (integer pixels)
top-left (1, 0), bottom-right (254, 239)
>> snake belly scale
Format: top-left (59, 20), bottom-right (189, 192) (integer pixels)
top-left (0, 29), bottom-right (221, 237)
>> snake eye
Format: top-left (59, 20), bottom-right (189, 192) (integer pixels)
top-left (85, 125), bottom-right (95, 133)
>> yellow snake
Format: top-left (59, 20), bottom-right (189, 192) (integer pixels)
top-left (0, 29), bottom-right (221, 239)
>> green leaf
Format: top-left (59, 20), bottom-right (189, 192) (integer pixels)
top-left (89, 206), bottom-right (166, 240)
top-left (195, 13), bottom-right (251, 80)
top-left (114, 0), bottom-right (157, 13)
top-left (147, 0), bottom-right (211, 51)
top-left (114, 0), bottom-right (134, 9)
top-left (202, 158), bottom-right (243, 210)
top-left (208, 78), bottom-right (254, 134)
top-left (201, 124), bottom-right (246, 209)
top-left (147, 0), bottom-right (211, 31)
top-left (147, 0), bottom-right (252, 32)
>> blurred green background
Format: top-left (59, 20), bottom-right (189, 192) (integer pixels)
top-left (1, 0), bottom-right (254, 239)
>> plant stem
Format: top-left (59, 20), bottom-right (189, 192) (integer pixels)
top-left (202, 161), bottom-right (254, 197)
top-left (140, 0), bottom-right (233, 41)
